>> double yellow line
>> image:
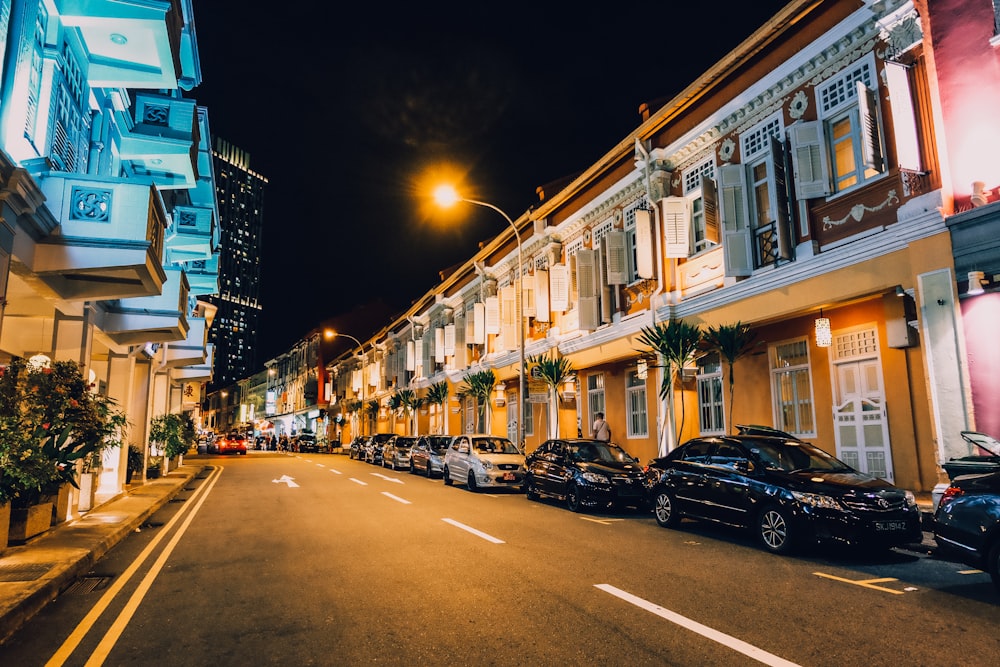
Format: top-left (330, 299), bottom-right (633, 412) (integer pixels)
top-left (46, 465), bottom-right (224, 667)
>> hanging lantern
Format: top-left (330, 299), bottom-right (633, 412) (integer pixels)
top-left (814, 310), bottom-right (832, 348)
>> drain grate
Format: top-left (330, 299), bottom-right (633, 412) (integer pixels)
top-left (168, 498), bottom-right (187, 503)
top-left (141, 520), bottom-right (164, 528)
top-left (66, 575), bottom-right (112, 594)
top-left (0, 562), bottom-right (53, 582)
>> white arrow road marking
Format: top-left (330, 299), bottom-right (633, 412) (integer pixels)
top-left (595, 584), bottom-right (801, 667)
top-left (316, 463), bottom-right (325, 467)
top-left (349, 478), bottom-right (368, 486)
top-left (272, 475), bottom-right (299, 488)
top-left (441, 518), bottom-right (505, 544)
top-left (382, 492), bottom-right (411, 504)
top-left (371, 473), bottom-right (404, 484)
top-left (329, 468), bottom-right (342, 475)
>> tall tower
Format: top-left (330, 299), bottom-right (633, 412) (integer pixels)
top-left (209, 137), bottom-right (267, 388)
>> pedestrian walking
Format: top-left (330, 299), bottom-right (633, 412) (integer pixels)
top-left (592, 412), bottom-right (611, 441)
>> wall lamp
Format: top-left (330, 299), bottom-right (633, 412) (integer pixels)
top-left (967, 271), bottom-right (987, 296)
top-left (971, 182), bottom-right (992, 208)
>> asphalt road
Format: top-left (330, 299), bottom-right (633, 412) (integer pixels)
top-left (2, 452), bottom-right (998, 666)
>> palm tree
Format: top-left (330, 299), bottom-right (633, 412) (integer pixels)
top-left (459, 369), bottom-right (496, 433)
top-left (701, 321), bottom-right (759, 433)
top-left (365, 399), bottom-right (379, 434)
top-left (396, 389), bottom-right (419, 434)
top-left (637, 318), bottom-right (703, 455)
top-left (425, 381), bottom-right (450, 435)
top-left (527, 352), bottom-right (576, 438)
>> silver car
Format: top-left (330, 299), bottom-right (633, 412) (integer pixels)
top-left (383, 435), bottom-right (418, 470)
top-left (409, 435), bottom-right (450, 477)
top-left (442, 434), bottom-right (525, 491)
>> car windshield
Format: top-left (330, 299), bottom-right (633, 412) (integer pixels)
top-left (569, 442), bottom-right (635, 464)
top-left (749, 440), bottom-right (853, 473)
top-left (473, 437), bottom-right (519, 454)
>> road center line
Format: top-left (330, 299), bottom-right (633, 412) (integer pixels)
top-left (441, 518), bottom-right (505, 544)
top-left (382, 492), bottom-right (411, 504)
top-left (595, 584), bottom-right (801, 667)
top-left (329, 469), bottom-right (342, 475)
top-left (349, 478), bottom-right (368, 485)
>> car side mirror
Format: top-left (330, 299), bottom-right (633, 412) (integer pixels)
top-left (458, 444), bottom-right (470, 454)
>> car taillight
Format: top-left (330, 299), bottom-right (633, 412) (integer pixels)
top-left (938, 485), bottom-right (964, 508)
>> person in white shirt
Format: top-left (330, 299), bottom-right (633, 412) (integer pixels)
top-left (592, 412), bottom-right (611, 441)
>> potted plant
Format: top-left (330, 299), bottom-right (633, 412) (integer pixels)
top-left (148, 412), bottom-right (197, 473)
top-left (126, 445), bottom-right (144, 484)
top-left (146, 455), bottom-right (163, 479)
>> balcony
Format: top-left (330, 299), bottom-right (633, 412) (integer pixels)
top-left (54, 0), bottom-right (185, 89)
top-left (169, 344), bottom-right (214, 384)
top-left (161, 316), bottom-right (207, 368)
top-left (97, 267), bottom-right (190, 346)
top-left (184, 253), bottom-right (220, 296)
top-left (164, 204), bottom-right (213, 262)
top-left (117, 93), bottom-right (199, 190)
top-left (30, 172), bottom-right (167, 301)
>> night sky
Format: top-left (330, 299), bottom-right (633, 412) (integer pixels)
top-left (189, 1), bottom-right (789, 364)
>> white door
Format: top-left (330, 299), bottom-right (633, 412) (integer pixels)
top-left (832, 357), bottom-right (894, 481)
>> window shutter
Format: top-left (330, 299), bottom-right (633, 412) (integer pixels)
top-left (473, 302), bottom-right (486, 344)
top-left (884, 61), bottom-right (922, 172)
top-left (549, 263), bottom-right (569, 312)
top-left (465, 302), bottom-right (476, 340)
top-left (771, 136), bottom-right (794, 261)
top-left (434, 327), bottom-right (445, 363)
top-left (662, 196), bottom-right (691, 258)
top-left (569, 252), bottom-right (579, 304)
top-left (719, 163), bottom-right (753, 277)
top-left (444, 324), bottom-right (455, 356)
top-left (788, 121), bottom-right (831, 199)
top-left (422, 337), bottom-right (433, 377)
top-left (454, 315), bottom-right (467, 367)
top-left (857, 81), bottom-right (884, 172)
top-left (406, 340), bottom-right (415, 371)
top-left (633, 208), bottom-right (655, 279)
top-left (604, 230), bottom-right (629, 284)
top-left (523, 276), bottom-right (535, 318)
top-left (534, 268), bottom-right (550, 322)
top-left (500, 285), bottom-right (517, 352)
top-left (597, 243), bottom-right (612, 324)
top-left (485, 296), bottom-right (499, 335)
top-left (576, 249), bottom-right (600, 331)
top-left (702, 176), bottom-right (720, 244)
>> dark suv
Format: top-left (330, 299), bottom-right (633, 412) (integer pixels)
top-left (364, 433), bottom-right (394, 464)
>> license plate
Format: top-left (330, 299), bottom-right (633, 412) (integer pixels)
top-left (874, 520), bottom-right (907, 532)
top-left (502, 472), bottom-right (516, 481)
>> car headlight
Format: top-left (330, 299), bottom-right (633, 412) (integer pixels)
top-left (480, 459), bottom-right (494, 470)
top-left (791, 491), bottom-right (841, 509)
top-left (904, 490), bottom-right (917, 508)
top-left (581, 471), bottom-right (609, 484)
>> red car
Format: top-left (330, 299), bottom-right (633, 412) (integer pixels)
top-left (217, 431), bottom-right (248, 455)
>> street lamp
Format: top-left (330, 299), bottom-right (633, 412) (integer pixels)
top-left (433, 185), bottom-right (525, 449)
top-left (326, 330), bottom-right (373, 436)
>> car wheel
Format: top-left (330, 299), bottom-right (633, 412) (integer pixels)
top-left (653, 489), bottom-right (679, 528)
top-left (988, 541), bottom-right (1000, 594)
top-left (468, 471), bottom-right (479, 492)
top-left (757, 505), bottom-right (795, 554)
top-left (443, 466), bottom-right (453, 485)
top-left (565, 484), bottom-right (581, 512)
top-left (409, 461), bottom-right (415, 474)
top-left (425, 463), bottom-right (432, 478)
top-left (525, 479), bottom-right (538, 501)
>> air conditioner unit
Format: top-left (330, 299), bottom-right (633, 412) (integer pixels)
top-left (681, 363), bottom-right (698, 380)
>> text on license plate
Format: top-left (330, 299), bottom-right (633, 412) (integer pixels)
top-left (502, 472), bottom-right (516, 481)
top-left (874, 521), bottom-right (907, 532)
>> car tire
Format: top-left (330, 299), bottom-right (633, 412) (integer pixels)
top-left (988, 541), bottom-right (1000, 594)
top-left (525, 479), bottom-right (538, 501)
top-left (653, 489), bottom-right (679, 528)
top-left (425, 463), bottom-right (432, 478)
top-left (468, 471), bottom-right (479, 492)
top-left (757, 505), bottom-right (795, 554)
top-left (443, 466), bottom-right (453, 485)
top-left (566, 484), bottom-right (582, 512)
top-left (409, 461), bottom-right (415, 474)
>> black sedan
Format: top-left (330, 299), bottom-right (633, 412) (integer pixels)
top-left (934, 471), bottom-right (1000, 593)
top-left (646, 435), bottom-right (923, 554)
top-left (524, 438), bottom-right (647, 512)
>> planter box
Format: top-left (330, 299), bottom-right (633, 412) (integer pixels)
top-left (78, 472), bottom-right (98, 512)
top-left (8, 502), bottom-right (53, 544)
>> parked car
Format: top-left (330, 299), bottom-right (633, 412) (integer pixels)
top-left (383, 435), bottom-right (419, 470)
top-left (410, 435), bottom-right (450, 477)
top-left (442, 434), bottom-right (525, 491)
top-left (217, 431), bottom-right (248, 456)
top-left (941, 431), bottom-right (1000, 480)
top-left (349, 436), bottom-right (367, 460)
top-left (296, 432), bottom-right (319, 453)
top-left (364, 433), bottom-right (394, 465)
top-left (646, 435), bottom-right (922, 554)
top-left (934, 470), bottom-right (1000, 593)
top-left (525, 438), bottom-right (647, 512)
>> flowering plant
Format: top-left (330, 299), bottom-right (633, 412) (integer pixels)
top-left (0, 358), bottom-right (127, 507)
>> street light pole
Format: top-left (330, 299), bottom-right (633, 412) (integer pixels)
top-left (326, 330), bottom-right (372, 436)
top-left (433, 187), bottom-right (525, 450)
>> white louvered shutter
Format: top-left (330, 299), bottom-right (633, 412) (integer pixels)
top-left (634, 208), bottom-right (655, 279)
top-left (702, 176), bottom-right (720, 244)
top-left (884, 61), bottom-right (921, 172)
top-left (576, 249), bottom-right (600, 331)
top-left (550, 263), bottom-right (569, 312)
top-left (534, 269), bottom-right (550, 322)
top-left (523, 277), bottom-right (535, 318)
top-left (788, 121), bottom-right (831, 199)
top-left (485, 296), bottom-right (500, 335)
top-left (719, 163), bottom-right (753, 277)
top-left (662, 196), bottom-right (691, 258)
top-left (604, 230), bottom-right (628, 285)
top-left (857, 81), bottom-right (884, 173)
top-left (453, 316), bottom-right (467, 367)
top-left (406, 340), bottom-right (415, 371)
top-left (500, 285), bottom-right (517, 352)
top-left (444, 324), bottom-right (455, 357)
top-left (473, 302), bottom-right (486, 343)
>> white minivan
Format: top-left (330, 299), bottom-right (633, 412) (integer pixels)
top-left (442, 434), bottom-right (526, 491)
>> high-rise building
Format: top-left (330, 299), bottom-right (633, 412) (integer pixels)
top-left (209, 138), bottom-right (267, 388)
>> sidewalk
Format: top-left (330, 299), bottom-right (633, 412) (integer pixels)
top-left (0, 464), bottom-right (204, 645)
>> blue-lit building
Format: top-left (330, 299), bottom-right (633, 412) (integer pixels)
top-left (0, 0), bottom-right (219, 514)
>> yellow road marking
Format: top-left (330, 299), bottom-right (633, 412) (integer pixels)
top-left (580, 517), bottom-right (623, 525)
top-left (813, 572), bottom-right (904, 594)
top-left (958, 568), bottom-right (984, 575)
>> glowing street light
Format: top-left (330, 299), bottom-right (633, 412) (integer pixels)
top-left (433, 185), bottom-right (525, 449)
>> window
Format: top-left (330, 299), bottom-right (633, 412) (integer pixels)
top-left (587, 373), bottom-right (605, 430)
top-left (697, 353), bottom-right (725, 435)
top-left (625, 370), bottom-right (648, 438)
top-left (769, 339), bottom-right (816, 436)
top-left (622, 197), bottom-right (653, 283)
top-left (683, 160), bottom-right (719, 254)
